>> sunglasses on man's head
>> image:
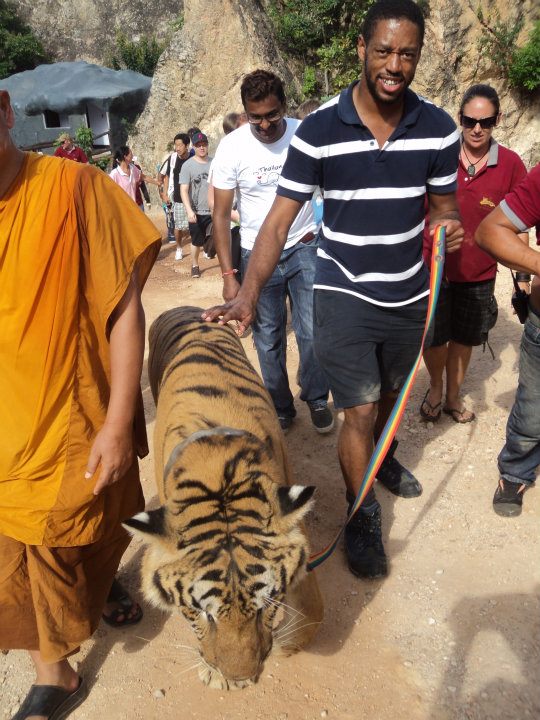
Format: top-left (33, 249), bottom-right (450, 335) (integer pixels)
top-left (460, 114), bottom-right (498, 129)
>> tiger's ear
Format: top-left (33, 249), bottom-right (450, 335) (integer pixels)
top-left (123, 507), bottom-right (166, 541)
top-left (276, 485), bottom-right (315, 524)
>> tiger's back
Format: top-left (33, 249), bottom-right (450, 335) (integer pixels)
top-left (126, 307), bottom-right (323, 690)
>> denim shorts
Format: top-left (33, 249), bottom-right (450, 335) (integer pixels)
top-left (313, 289), bottom-right (429, 408)
top-left (430, 279), bottom-right (497, 347)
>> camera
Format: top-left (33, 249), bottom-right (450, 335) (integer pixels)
top-left (511, 289), bottom-right (529, 324)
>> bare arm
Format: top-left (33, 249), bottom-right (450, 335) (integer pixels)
top-left (140, 172), bottom-right (160, 186)
top-left (213, 187), bottom-right (238, 301)
top-left (85, 270), bottom-right (145, 495)
top-left (202, 195), bottom-right (303, 333)
top-left (476, 207), bottom-right (540, 275)
top-left (428, 191), bottom-right (464, 254)
top-left (180, 183), bottom-right (196, 223)
top-left (160, 174), bottom-right (170, 204)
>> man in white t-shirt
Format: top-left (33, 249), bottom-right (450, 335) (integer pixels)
top-left (210, 69), bottom-right (332, 433)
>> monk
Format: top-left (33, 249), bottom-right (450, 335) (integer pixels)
top-left (0, 89), bottom-right (161, 719)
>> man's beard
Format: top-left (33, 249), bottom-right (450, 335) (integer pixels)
top-left (364, 57), bottom-right (406, 105)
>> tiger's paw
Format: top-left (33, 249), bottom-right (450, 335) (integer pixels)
top-left (198, 665), bottom-right (254, 690)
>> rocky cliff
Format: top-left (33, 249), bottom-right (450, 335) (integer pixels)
top-left (17, 0), bottom-right (540, 170)
top-left (413, 0), bottom-right (539, 166)
top-left (131, 0), bottom-right (298, 171)
top-left (15, 0), bottom-right (183, 64)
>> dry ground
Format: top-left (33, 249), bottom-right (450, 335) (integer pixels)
top-left (2, 212), bottom-right (539, 720)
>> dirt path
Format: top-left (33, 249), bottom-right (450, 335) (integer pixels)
top-left (2, 214), bottom-right (539, 720)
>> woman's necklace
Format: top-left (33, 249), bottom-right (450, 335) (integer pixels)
top-left (462, 146), bottom-right (487, 177)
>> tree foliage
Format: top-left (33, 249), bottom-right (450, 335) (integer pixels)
top-left (507, 21), bottom-right (540, 92)
top-left (477, 10), bottom-right (539, 93)
top-left (269, 0), bottom-right (376, 98)
top-left (0, 0), bottom-right (47, 79)
top-left (106, 32), bottom-right (166, 77)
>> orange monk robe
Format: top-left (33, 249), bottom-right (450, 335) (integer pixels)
top-left (0, 153), bottom-right (161, 547)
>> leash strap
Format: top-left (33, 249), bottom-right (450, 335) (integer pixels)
top-left (307, 225), bottom-right (446, 571)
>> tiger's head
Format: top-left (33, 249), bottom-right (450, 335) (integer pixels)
top-left (124, 427), bottom-right (315, 689)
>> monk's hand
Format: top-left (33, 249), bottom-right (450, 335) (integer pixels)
top-left (201, 292), bottom-right (256, 336)
top-left (431, 218), bottom-right (464, 254)
top-left (85, 423), bottom-right (134, 495)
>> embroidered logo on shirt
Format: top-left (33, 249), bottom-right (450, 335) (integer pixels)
top-left (480, 197), bottom-right (496, 208)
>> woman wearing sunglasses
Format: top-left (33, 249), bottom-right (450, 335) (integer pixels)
top-left (421, 84), bottom-right (528, 423)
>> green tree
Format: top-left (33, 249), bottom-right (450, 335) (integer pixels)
top-left (508, 21), bottom-right (540, 92)
top-left (106, 31), bottom-right (166, 77)
top-left (269, 0), bottom-right (375, 96)
top-left (477, 10), bottom-right (540, 94)
top-left (0, 0), bottom-right (47, 79)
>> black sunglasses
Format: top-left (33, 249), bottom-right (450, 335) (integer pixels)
top-left (460, 114), bottom-right (498, 129)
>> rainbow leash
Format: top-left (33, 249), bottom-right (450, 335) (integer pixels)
top-left (307, 225), bottom-right (446, 571)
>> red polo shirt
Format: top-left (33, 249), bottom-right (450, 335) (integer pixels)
top-left (500, 162), bottom-right (540, 241)
top-left (54, 145), bottom-right (89, 163)
top-left (424, 140), bottom-right (526, 282)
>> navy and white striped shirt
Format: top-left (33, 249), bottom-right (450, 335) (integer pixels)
top-left (277, 83), bottom-right (460, 307)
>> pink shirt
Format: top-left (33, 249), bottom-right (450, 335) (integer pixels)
top-left (109, 164), bottom-right (142, 203)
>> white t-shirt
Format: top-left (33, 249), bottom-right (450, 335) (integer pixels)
top-left (211, 120), bottom-right (316, 250)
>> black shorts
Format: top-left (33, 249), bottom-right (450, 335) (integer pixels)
top-left (430, 279), bottom-right (498, 347)
top-left (188, 213), bottom-right (212, 247)
top-left (313, 290), bottom-right (430, 409)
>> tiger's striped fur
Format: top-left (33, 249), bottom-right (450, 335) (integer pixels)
top-left (125, 307), bottom-right (323, 690)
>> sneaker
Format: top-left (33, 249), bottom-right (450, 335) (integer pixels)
top-left (344, 493), bottom-right (387, 579)
top-left (308, 402), bottom-right (334, 434)
top-left (493, 479), bottom-right (526, 517)
top-left (191, 265), bottom-right (201, 278)
top-left (376, 439), bottom-right (422, 498)
top-left (168, 237), bottom-right (176, 244)
top-left (278, 415), bottom-right (294, 433)
top-left (174, 247), bottom-right (183, 261)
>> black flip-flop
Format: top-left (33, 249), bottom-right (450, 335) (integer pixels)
top-left (12, 677), bottom-right (87, 720)
top-left (420, 389), bottom-right (441, 422)
top-left (102, 579), bottom-right (143, 627)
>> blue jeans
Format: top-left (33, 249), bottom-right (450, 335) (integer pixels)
top-left (241, 239), bottom-right (329, 417)
top-left (498, 304), bottom-right (540, 486)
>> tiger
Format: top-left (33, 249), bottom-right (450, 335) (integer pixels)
top-left (124, 307), bottom-right (324, 690)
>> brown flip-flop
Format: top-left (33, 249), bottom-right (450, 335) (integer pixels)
top-left (443, 406), bottom-right (476, 424)
top-left (420, 389), bottom-right (441, 421)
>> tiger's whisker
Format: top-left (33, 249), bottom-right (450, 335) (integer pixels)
top-left (275, 620), bottom-right (322, 641)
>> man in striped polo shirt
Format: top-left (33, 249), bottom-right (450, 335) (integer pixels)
top-left (204, 0), bottom-right (464, 579)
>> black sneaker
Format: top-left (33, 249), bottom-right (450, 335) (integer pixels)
top-left (376, 439), bottom-right (422, 498)
top-left (493, 479), bottom-right (526, 517)
top-left (278, 415), bottom-right (294, 432)
top-left (344, 493), bottom-right (388, 579)
top-left (191, 265), bottom-right (201, 278)
top-left (308, 402), bottom-right (334, 434)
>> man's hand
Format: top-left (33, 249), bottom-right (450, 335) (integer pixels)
top-left (223, 275), bottom-right (241, 302)
top-left (187, 210), bottom-right (197, 224)
top-left (430, 218), bottom-right (464, 254)
top-left (202, 291), bottom-right (257, 336)
top-left (85, 423), bottom-right (134, 495)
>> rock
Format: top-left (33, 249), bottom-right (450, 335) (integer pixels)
top-left (153, 689), bottom-right (165, 699)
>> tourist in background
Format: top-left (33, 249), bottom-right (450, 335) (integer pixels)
top-left (421, 85), bottom-right (528, 424)
top-left (54, 132), bottom-right (88, 163)
top-left (110, 145), bottom-right (159, 210)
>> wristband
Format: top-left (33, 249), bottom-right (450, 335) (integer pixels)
top-left (222, 269), bottom-right (239, 277)
top-left (516, 272), bottom-right (531, 282)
